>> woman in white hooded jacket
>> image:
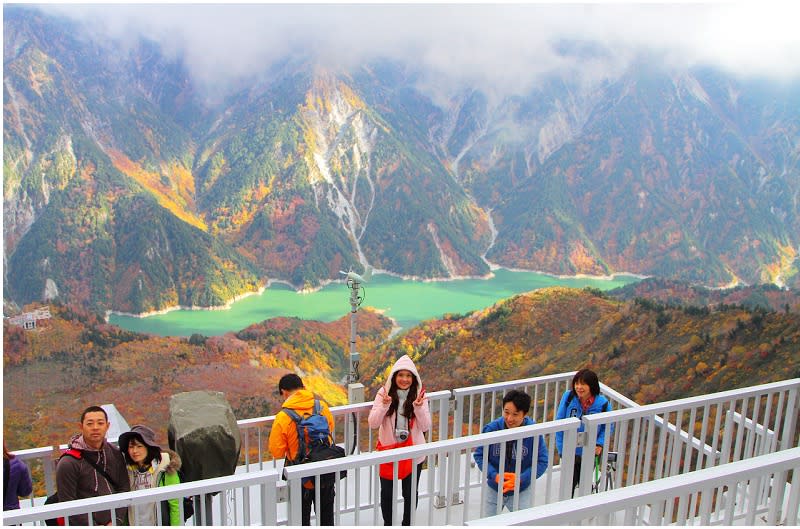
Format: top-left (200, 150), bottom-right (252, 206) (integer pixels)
top-left (368, 354), bottom-right (431, 526)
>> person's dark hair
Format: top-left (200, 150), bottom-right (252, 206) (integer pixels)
top-left (3, 441), bottom-right (14, 460)
top-left (122, 435), bottom-right (162, 466)
top-left (80, 405), bottom-right (108, 423)
top-left (278, 373), bottom-right (305, 393)
top-left (572, 368), bottom-right (601, 397)
top-left (503, 389), bottom-right (532, 414)
top-left (388, 370), bottom-right (419, 421)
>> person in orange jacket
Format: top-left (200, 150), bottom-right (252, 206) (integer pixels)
top-left (268, 373), bottom-right (336, 526)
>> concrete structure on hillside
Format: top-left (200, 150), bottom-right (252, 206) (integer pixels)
top-left (7, 306), bottom-right (52, 330)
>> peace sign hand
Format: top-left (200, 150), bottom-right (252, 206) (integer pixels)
top-left (413, 388), bottom-right (426, 406)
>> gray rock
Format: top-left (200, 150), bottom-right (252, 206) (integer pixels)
top-left (168, 391), bottom-right (241, 482)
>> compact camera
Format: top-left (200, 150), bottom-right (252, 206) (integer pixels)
top-left (395, 428), bottom-right (410, 442)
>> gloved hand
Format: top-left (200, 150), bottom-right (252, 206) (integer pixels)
top-left (502, 472), bottom-right (516, 494)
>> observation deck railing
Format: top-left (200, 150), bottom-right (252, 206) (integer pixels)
top-left (3, 468), bottom-right (281, 526)
top-left (6, 375), bottom-right (799, 526)
top-left (466, 446), bottom-right (800, 526)
top-left (578, 378), bottom-right (800, 500)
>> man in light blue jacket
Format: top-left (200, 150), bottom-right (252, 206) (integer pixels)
top-left (473, 390), bottom-right (549, 516)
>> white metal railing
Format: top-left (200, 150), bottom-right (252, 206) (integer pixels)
top-left (2, 468), bottom-right (281, 526)
top-left (578, 378), bottom-right (800, 501)
top-left (445, 372), bottom-right (638, 507)
top-left (452, 373), bottom-right (637, 439)
top-left (466, 446), bottom-right (800, 526)
top-left (16, 389), bottom-right (453, 499)
top-left (13, 373), bottom-right (635, 501)
top-left (11, 376), bottom-right (799, 525)
top-left (281, 418), bottom-right (581, 526)
top-left (237, 389), bottom-right (452, 468)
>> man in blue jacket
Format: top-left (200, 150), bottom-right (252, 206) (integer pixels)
top-left (473, 390), bottom-right (549, 516)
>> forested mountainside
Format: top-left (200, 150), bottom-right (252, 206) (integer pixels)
top-left (359, 287), bottom-right (800, 403)
top-left (4, 6), bottom-right (799, 315)
top-left (5, 285), bottom-right (799, 453)
top-left (610, 277), bottom-right (800, 314)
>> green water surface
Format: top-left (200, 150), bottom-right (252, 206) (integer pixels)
top-left (109, 269), bottom-right (640, 337)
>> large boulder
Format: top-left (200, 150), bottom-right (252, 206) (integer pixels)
top-left (168, 391), bottom-right (241, 482)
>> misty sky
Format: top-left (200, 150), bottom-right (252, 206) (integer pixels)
top-left (34, 2), bottom-right (800, 101)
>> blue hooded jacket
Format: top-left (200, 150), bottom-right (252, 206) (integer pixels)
top-left (555, 390), bottom-right (612, 457)
top-left (472, 416), bottom-right (549, 495)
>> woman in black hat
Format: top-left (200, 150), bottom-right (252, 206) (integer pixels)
top-left (119, 425), bottom-right (185, 525)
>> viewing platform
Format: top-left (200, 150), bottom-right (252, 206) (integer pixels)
top-left (4, 372), bottom-right (799, 526)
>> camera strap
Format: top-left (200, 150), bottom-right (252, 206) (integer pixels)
top-left (394, 411), bottom-right (415, 426)
top-left (393, 413), bottom-right (415, 441)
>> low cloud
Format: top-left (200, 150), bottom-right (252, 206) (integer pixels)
top-left (36, 3), bottom-right (800, 101)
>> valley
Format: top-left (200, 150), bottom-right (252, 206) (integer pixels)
top-left (4, 6), bottom-right (799, 318)
top-left (3, 5), bottom-right (800, 471)
top-left (5, 282), bottom-right (800, 454)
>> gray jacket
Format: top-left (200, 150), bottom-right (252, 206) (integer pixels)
top-left (55, 434), bottom-right (131, 525)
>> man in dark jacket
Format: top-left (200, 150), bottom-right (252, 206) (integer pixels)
top-left (56, 405), bottom-right (130, 525)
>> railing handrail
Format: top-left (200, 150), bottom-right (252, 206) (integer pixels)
top-left (598, 383), bottom-right (640, 410)
top-left (236, 389), bottom-right (452, 429)
top-left (283, 418), bottom-right (580, 479)
top-left (13, 375), bottom-right (798, 511)
top-left (451, 372), bottom-right (576, 397)
top-left (2, 468), bottom-right (281, 525)
top-left (580, 377), bottom-right (799, 457)
top-left (465, 446), bottom-right (800, 526)
top-left (15, 378), bottom-right (797, 456)
top-left (584, 378), bottom-right (800, 423)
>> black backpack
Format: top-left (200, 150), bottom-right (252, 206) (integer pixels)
top-left (282, 399), bottom-right (346, 487)
top-left (157, 469), bottom-right (194, 525)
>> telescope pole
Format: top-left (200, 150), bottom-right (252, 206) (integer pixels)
top-left (347, 279), bottom-right (364, 388)
top-left (345, 278), bottom-right (365, 456)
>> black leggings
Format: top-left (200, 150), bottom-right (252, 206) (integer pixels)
top-left (379, 462), bottom-right (423, 526)
top-left (570, 455), bottom-right (583, 497)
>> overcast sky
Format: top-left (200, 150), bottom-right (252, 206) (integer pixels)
top-left (34, 2), bottom-right (800, 101)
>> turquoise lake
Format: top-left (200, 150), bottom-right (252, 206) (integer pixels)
top-left (108, 269), bottom-right (640, 337)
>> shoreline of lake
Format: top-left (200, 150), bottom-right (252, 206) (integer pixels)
top-left (107, 268), bottom-right (645, 338)
top-left (105, 267), bottom-right (647, 321)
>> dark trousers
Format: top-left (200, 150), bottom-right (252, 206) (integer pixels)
top-left (570, 455), bottom-right (582, 497)
top-left (301, 484), bottom-right (335, 526)
top-left (379, 462), bottom-right (423, 526)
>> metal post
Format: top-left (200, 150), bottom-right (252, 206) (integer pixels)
top-left (346, 276), bottom-right (365, 405)
top-left (341, 267), bottom-right (370, 456)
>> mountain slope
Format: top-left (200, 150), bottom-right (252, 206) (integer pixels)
top-left (360, 287), bottom-right (800, 403)
top-left (4, 7), bottom-right (799, 313)
top-left (487, 67), bottom-right (800, 285)
top-left (195, 69), bottom-right (492, 285)
top-left (3, 7), bottom-right (257, 313)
